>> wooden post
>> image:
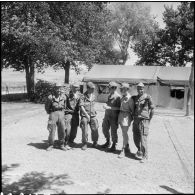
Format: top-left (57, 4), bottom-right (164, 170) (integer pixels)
top-left (186, 58), bottom-right (194, 116)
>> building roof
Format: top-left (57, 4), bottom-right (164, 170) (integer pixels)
top-left (157, 66), bottom-right (191, 86)
top-left (83, 65), bottom-right (158, 84)
top-left (83, 65), bottom-right (191, 86)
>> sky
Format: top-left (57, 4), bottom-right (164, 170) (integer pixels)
top-left (125, 2), bottom-right (181, 65)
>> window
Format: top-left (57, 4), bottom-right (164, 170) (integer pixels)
top-left (98, 84), bottom-right (109, 94)
top-left (170, 87), bottom-right (184, 99)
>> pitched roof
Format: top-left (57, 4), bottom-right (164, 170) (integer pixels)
top-left (83, 65), bottom-right (192, 86)
top-left (83, 65), bottom-right (158, 84)
top-left (157, 66), bottom-right (191, 86)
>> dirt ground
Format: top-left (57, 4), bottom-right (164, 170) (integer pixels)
top-left (1, 102), bottom-right (194, 194)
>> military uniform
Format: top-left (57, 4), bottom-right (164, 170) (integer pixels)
top-left (65, 91), bottom-right (80, 143)
top-left (118, 83), bottom-right (134, 158)
top-left (132, 89), bottom-right (154, 160)
top-left (45, 94), bottom-right (67, 148)
top-left (79, 89), bottom-right (99, 145)
top-left (102, 83), bottom-right (121, 145)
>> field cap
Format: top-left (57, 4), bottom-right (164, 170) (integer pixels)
top-left (87, 82), bottom-right (95, 89)
top-left (55, 81), bottom-right (63, 87)
top-left (120, 82), bottom-right (129, 89)
top-left (109, 81), bottom-right (118, 88)
top-left (137, 82), bottom-right (144, 88)
top-left (72, 83), bottom-right (80, 88)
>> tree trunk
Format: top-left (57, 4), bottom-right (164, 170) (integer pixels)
top-left (63, 61), bottom-right (70, 84)
top-left (25, 57), bottom-right (35, 101)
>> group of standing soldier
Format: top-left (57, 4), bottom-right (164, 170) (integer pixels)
top-left (45, 80), bottom-right (154, 163)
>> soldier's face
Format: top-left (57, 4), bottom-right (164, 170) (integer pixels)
top-left (56, 87), bottom-right (63, 96)
top-left (120, 88), bottom-right (129, 96)
top-left (137, 87), bottom-right (144, 96)
top-left (109, 87), bottom-right (116, 94)
top-left (88, 87), bottom-right (94, 94)
top-left (72, 86), bottom-right (80, 93)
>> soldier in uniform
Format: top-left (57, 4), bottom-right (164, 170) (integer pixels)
top-left (132, 82), bottom-right (154, 163)
top-left (118, 83), bottom-right (134, 158)
top-left (101, 81), bottom-right (121, 152)
top-left (65, 83), bottom-right (81, 147)
top-left (45, 82), bottom-right (68, 151)
top-left (79, 82), bottom-right (99, 150)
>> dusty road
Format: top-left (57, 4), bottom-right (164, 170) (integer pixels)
top-left (1, 102), bottom-right (194, 194)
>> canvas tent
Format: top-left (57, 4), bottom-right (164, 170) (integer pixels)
top-left (83, 65), bottom-right (193, 110)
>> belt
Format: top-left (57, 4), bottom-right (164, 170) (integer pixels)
top-left (120, 110), bottom-right (130, 113)
top-left (52, 108), bottom-right (63, 112)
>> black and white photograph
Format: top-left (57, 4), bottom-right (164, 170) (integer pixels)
top-left (1, 1), bottom-right (194, 194)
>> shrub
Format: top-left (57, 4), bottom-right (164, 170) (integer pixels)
top-left (34, 79), bottom-right (70, 103)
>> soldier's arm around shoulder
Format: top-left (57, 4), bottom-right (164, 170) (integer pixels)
top-left (45, 95), bottom-right (52, 114)
top-left (78, 94), bottom-right (85, 107)
top-left (147, 95), bottom-right (155, 121)
top-left (147, 95), bottom-right (155, 110)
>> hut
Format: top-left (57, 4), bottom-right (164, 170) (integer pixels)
top-left (82, 65), bottom-right (193, 110)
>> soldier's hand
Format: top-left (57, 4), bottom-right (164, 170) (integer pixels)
top-left (86, 114), bottom-right (91, 122)
top-left (103, 105), bottom-right (111, 110)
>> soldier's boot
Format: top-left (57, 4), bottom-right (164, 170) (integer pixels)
top-left (46, 145), bottom-right (54, 151)
top-left (64, 141), bottom-right (71, 150)
top-left (135, 151), bottom-right (143, 160)
top-left (124, 143), bottom-right (131, 154)
top-left (92, 141), bottom-right (98, 148)
top-left (118, 148), bottom-right (125, 158)
top-left (81, 143), bottom-right (87, 150)
top-left (108, 142), bottom-right (116, 152)
top-left (59, 145), bottom-right (68, 151)
top-left (101, 139), bottom-right (111, 148)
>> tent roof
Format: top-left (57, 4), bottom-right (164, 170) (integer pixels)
top-left (83, 65), bottom-right (191, 86)
top-left (157, 66), bottom-right (191, 86)
top-left (83, 65), bottom-right (158, 84)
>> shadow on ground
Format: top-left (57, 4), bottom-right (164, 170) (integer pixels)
top-left (2, 164), bottom-right (73, 194)
top-left (97, 188), bottom-right (111, 194)
top-left (160, 185), bottom-right (184, 194)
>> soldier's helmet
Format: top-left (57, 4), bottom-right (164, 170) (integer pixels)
top-left (108, 81), bottom-right (118, 88)
top-left (72, 83), bottom-right (80, 88)
top-left (87, 82), bottom-right (95, 89)
top-left (55, 81), bottom-right (63, 87)
top-left (120, 82), bottom-right (130, 89)
top-left (137, 82), bottom-right (144, 88)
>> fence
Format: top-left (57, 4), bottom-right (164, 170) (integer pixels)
top-left (1, 85), bottom-right (27, 95)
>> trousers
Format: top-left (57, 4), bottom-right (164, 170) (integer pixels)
top-left (80, 116), bottom-right (99, 144)
top-left (47, 111), bottom-right (66, 146)
top-left (65, 113), bottom-right (79, 142)
top-left (132, 118), bottom-right (149, 159)
top-left (102, 114), bottom-right (118, 143)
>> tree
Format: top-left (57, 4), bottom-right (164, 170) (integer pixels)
top-left (45, 2), bottom-right (113, 83)
top-left (161, 2), bottom-right (194, 66)
top-left (135, 2), bottom-right (194, 67)
top-left (1, 2), bottom-right (55, 100)
top-left (108, 2), bottom-right (158, 65)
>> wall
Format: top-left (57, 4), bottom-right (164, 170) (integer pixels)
top-left (157, 85), bottom-right (185, 109)
top-left (84, 82), bottom-right (189, 110)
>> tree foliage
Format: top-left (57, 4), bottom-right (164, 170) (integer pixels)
top-left (134, 2), bottom-right (194, 66)
top-left (1, 2), bottom-right (55, 100)
top-left (1, 2), bottom-right (115, 99)
top-left (108, 2), bottom-right (158, 64)
top-left (44, 2), bottom-right (114, 83)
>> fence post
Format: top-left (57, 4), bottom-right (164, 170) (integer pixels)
top-left (6, 85), bottom-right (9, 95)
